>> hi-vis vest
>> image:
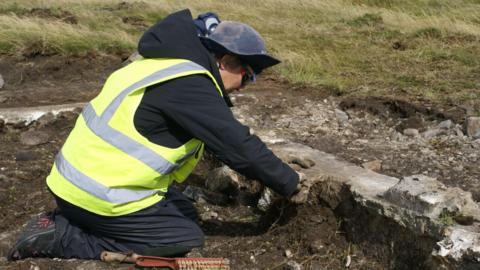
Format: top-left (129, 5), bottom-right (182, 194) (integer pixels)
top-left (47, 58), bottom-right (223, 216)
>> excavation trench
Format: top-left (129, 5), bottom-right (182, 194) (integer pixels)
top-left (1, 102), bottom-right (479, 269)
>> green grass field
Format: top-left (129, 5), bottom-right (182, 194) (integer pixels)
top-left (1, 0), bottom-right (479, 110)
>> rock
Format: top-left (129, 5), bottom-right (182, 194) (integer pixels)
top-left (474, 130), bottom-right (480, 140)
top-left (19, 130), bottom-right (50, 146)
top-left (205, 166), bottom-right (241, 195)
top-left (15, 150), bottom-right (38, 161)
top-left (335, 109), bottom-right (349, 125)
top-left (465, 116), bottom-right (480, 137)
top-left (284, 249), bottom-right (293, 258)
top-left (422, 128), bottom-right (446, 139)
top-left (284, 261), bottom-right (303, 270)
top-left (0, 96), bottom-right (7, 103)
top-left (35, 112), bottom-right (56, 128)
top-left (382, 175), bottom-right (480, 220)
top-left (183, 185), bottom-right (230, 205)
top-left (454, 127), bottom-right (464, 137)
top-left (0, 73), bottom-right (4, 89)
top-left (362, 160), bottom-right (382, 172)
top-left (257, 188), bottom-right (275, 211)
top-left (205, 165), bottom-right (261, 196)
top-left (182, 186), bottom-right (206, 203)
top-left (403, 128), bottom-right (419, 137)
top-left (437, 120), bottom-right (453, 130)
top-left (0, 118), bottom-right (4, 133)
top-left (433, 227), bottom-right (480, 266)
top-left (290, 156), bottom-right (316, 169)
top-left (200, 211), bottom-right (218, 221)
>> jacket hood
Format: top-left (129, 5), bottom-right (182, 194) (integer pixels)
top-left (138, 9), bottom-right (232, 106)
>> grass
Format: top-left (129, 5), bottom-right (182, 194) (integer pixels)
top-left (0, 0), bottom-right (479, 110)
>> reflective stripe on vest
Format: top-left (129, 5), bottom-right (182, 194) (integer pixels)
top-left (55, 61), bottom-right (210, 204)
top-left (55, 151), bottom-right (159, 204)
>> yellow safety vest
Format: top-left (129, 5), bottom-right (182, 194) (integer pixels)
top-left (47, 58), bottom-right (223, 216)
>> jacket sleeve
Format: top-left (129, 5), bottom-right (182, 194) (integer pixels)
top-left (148, 74), bottom-right (299, 197)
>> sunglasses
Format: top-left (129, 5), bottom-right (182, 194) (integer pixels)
top-left (240, 64), bottom-right (256, 86)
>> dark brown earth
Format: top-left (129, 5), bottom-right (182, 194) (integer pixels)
top-left (0, 54), bottom-right (477, 269)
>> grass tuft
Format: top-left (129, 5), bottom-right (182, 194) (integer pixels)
top-left (414, 27), bottom-right (443, 39)
top-left (347, 13), bottom-right (383, 27)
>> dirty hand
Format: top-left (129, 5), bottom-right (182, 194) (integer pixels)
top-left (290, 172), bottom-right (311, 204)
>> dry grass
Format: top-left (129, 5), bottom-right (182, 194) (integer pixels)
top-left (0, 0), bottom-right (479, 108)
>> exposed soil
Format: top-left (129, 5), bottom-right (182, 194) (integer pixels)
top-left (0, 54), bottom-right (478, 269)
top-left (27, 8), bottom-right (78, 24)
top-left (0, 55), bottom-right (122, 107)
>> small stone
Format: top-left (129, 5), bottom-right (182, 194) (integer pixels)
top-left (290, 156), bottom-right (316, 169)
top-left (454, 127), bottom-right (464, 137)
top-left (257, 188), bottom-right (275, 211)
top-left (465, 116), bottom-right (480, 137)
top-left (182, 186), bottom-right (206, 203)
top-left (200, 211), bottom-right (218, 221)
top-left (473, 130), bottom-right (480, 140)
top-left (335, 109), bottom-right (349, 125)
top-left (437, 120), bottom-right (453, 130)
top-left (285, 249), bottom-right (293, 258)
top-left (19, 130), bottom-right (50, 146)
top-left (15, 150), bottom-right (38, 161)
top-left (283, 261), bottom-right (303, 270)
top-left (0, 74), bottom-right (4, 89)
top-left (403, 128), bottom-right (419, 137)
top-left (422, 128), bottom-right (446, 139)
top-left (362, 160), bottom-right (382, 172)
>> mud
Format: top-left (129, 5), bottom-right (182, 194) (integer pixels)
top-left (0, 55), bottom-right (478, 269)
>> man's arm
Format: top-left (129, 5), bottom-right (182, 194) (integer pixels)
top-left (145, 74), bottom-right (299, 197)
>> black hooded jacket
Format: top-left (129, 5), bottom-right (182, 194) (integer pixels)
top-left (133, 9), bottom-right (298, 197)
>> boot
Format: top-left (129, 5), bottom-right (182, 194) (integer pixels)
top-left (7, 212), bottom-right (56, 261)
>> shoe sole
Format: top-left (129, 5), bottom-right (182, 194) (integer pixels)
top-left (7, 228), bottom-right (55, 261)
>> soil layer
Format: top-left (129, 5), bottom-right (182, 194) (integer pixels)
top-left (0, 55), bottom-right (478, 269)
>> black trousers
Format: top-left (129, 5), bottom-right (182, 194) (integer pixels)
top-left (50, 187), bottom-right (204, 259)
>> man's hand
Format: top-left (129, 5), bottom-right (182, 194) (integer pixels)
top-left (290, 172), bottom-right (311, 204)
top-left (257, 171), bottom-right (313, 211)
